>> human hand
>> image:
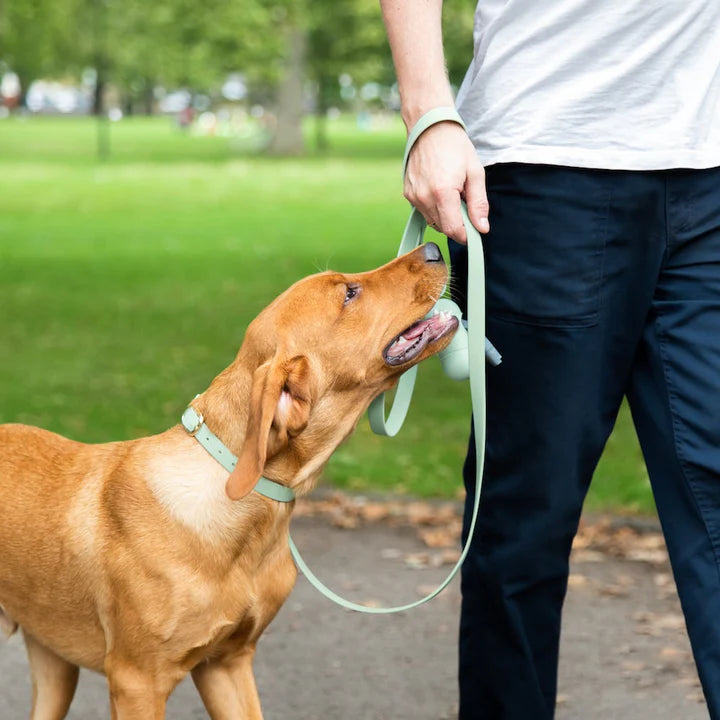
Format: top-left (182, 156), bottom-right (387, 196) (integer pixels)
top-left (403, 122), bottom-right (489, 244)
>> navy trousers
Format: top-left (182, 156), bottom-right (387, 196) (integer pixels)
top-left (450, 164), bottom-right (720, 719)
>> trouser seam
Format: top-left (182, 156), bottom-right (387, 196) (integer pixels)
top-left (654, 314), bottom-right (720, 585)
top-left (595, 183), bottom-right (612, 314)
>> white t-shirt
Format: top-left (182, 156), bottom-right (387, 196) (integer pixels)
top-left (455, 0), bottom-right (720, 170)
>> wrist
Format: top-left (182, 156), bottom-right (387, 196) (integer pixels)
top-left (400, 92), bottom-right (456, 131)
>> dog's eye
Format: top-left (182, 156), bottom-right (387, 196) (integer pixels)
top-left (344, 284), bottom-right (359, 305)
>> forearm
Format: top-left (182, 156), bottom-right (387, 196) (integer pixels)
top-left (380, 0), bottom-right (454, 129)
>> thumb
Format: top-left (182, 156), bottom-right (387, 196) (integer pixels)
top-left (465, 162), bottom-right (490, 234)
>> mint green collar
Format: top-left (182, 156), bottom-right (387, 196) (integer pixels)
top-left (181, 406), bottom-right (296, 503)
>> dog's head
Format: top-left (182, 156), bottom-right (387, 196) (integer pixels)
top-left (225, 243), bottom-right (457, 500)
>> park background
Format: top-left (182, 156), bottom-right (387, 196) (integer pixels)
top-left (0, 0), bottom-right (652, 513)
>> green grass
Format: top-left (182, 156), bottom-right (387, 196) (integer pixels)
top-left (0, 115), bottom-right (653, 513)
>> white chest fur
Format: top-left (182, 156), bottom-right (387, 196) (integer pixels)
top-left (146, 441), bottom-right (250, 543)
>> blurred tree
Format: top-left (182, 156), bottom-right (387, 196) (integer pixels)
top-left (264, 0), bottom-right (474, 154)
top-left (109, 0), bottom-right (282, 114)
top-left (263, 1), bottom-right (305, 155)
top-left (0, 0), bottom-right (84, 103)
top-left (443, 0), bottom-right (476, 88)
top-left (0, 0), bottom-right (474, 148)
top-left (306, 0), bottom-right (389, 151)
top-left (0, 0), bottom-right (281, 112)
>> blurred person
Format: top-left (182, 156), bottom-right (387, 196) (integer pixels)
top-left (1, 72), bottom-right (21, 111)
top-left (380, 1), bottom-right (720, 718)
top-left (178, 104), bottom-right (194, 131)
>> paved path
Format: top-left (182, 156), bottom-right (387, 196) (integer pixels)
top-left (0, 511), bottom-right (709, 719)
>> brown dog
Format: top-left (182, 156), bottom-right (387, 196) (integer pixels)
top-left (0, 243), bottom-right (457, 720)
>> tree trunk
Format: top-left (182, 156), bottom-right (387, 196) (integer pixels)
top-left (143, 80), bottom-right (154, 115)
top-left (16, 70), bottom-right (30, 111)
top-left (314, 74), bottom-right (328, 153)
top-left (267, 26), bottom-right (306, 156)
top-left (93, 76), bottom-right (105, 116)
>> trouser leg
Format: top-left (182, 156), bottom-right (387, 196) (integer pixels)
top-left (452, 164), bottom-right (667, 719)
top-left (626, 167), bottom-right (720, 719)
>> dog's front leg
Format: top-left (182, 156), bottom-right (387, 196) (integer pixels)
top-left (191, 648), bottom-right (263, 720)
top-left (105, 656), bottom-right (174, 720)
top-left (23, 631), bottom-right (79, 720)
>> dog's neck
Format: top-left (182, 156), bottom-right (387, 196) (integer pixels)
top-left (186, 356), bottom-right (362, 499)
top-left (149, 360), bottom-right (295, 546)
top-left (193, 361), bottom-right (253, 461)
top-left (189, 359), bottom-right (313, 492)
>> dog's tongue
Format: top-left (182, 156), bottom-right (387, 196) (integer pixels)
top-left (388, 333), bottom-right (422, 357)
top-left (398, 320), bottom-right (430, 344)
top-left (388, 320), bottom-right (427, 356)
top-left (402, 321), bottom-right (427, 340)
top-left (385, 313), bottom-right (455, 366)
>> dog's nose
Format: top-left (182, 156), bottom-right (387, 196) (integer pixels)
top-left (423, 242), bottom-right (443, 263)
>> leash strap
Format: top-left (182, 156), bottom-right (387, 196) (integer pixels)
top-left (288, 107), bottom-right (488, 613)
top-left (181, 406), bottom-right (296, 503)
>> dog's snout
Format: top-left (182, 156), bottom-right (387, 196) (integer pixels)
top-left (422, 242), bottom-right (443, 263)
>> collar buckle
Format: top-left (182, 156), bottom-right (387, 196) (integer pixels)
top-left (181, 406), bottom-right (204, 436)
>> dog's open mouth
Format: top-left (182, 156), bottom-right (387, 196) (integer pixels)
top-left (383, 311), bottom-right (458, 366)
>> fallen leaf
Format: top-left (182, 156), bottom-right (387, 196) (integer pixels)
top-left (360, 503), bottom-right (391, 522)
top-left (598, 584), bottom-right (630, 598)
top-left (567, 573), bottom-right (590, 588)
top-left (404, 552), bottom-right (432, 569)
top-left (621, 660), bottom-right (646, 673)
top-left (332, 515), bottom-right (359, 530)
top-left (406, 502), bottom-right (437, 525)
top-left (625, 548), bottom-right (669, 564)
top-left (416, 584), bottom-right (442, 597)
top-left (571, 550), bottom-right (606, 563)
top-left (358, 599), bottom-right (382, 608)
top-left (419, 528), bottom-right (458, 548)
top-left (441, 549), bottom-right (461, 564)
top-left (659, 646), bottom-right (686, 659)
top-left (655, 613), bottom-right (685, 631)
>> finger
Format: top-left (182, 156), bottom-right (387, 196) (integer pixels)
top-left (403, 172), bottom-right (434, 221)
top-left (406, 180), bottom-right (441, 230)
top-left (435, 188), bottom-right (467, 244)
top-left (465, 162), bottom-right (490, 234)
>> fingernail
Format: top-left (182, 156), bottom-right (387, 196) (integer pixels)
top-left (480, 218), bottom-right (490, 234)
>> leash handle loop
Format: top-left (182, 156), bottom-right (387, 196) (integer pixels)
top-left (402, 106), bottom-right (467, 180)
top-left (369, 107), bottom-right (471, 436)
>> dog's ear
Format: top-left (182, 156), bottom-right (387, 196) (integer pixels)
top-left (226, 355), bottom-right (315, 500)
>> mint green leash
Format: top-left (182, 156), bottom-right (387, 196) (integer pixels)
top-left (288, 107), bottom-right (490, 613)
top-left (182, 107), bottom-right (490, 613)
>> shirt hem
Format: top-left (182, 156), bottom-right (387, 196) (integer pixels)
top-left (474, 145), bottom-right (720, 171)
